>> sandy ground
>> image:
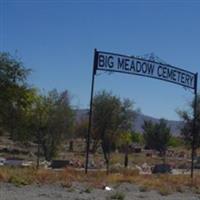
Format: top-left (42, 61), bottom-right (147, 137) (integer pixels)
top-left (0, 182), bottom-right (200, 200)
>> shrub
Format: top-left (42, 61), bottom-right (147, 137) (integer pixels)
top-left (84, 187), bottom-right (92, 193)
top-left (193, 187), bottom-right (200, 194)
top-left (61, 181), bottom-right (72, 188)
top-left (139, 185), bottom-right (148, 192)
top-left (9, 175), bottom-right (29, 187)
top-left (176, 185), bottom-right (184, 193)
top-left (158, 186), bottom-right (173, 196)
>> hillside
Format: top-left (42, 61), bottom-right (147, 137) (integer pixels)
top-left (75, 109), bottom-right (183, 135)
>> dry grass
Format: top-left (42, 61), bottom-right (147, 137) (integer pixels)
top-left (0, 167), bottom-right (199, 193)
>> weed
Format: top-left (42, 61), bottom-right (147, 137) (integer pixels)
top-left (68, 187), bottom-right (75, 192)
top-left (122, 168), bottom-right (139, 177)
top-left (139, 185), bottom-right (148, 192)
top-left (61, 181), bottom-right (72, 188)
top-left (193, 187), bottom-right (200, 194)
top-left (110, 192), bottom-right (125, 200)
top-left (84, 187), bottom-right (92, 193)
top-left (158, 186), bottom-right (173, 196)
top-left (1, 167), bottom-right (200, 196)
top-left (176, 185), bottom-right (184, 193)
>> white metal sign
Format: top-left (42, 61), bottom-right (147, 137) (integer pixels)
top-left (96, 51), bottom-right (195, 89)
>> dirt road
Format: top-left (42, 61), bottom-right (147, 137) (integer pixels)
top-left (0, 182), bottom-right (199, 200)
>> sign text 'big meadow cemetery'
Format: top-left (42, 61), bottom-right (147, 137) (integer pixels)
top-left (96, 51), bottom-right (195, 89)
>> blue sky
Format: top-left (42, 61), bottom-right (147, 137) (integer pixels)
top-left (1, 0), bottom-right (200, 120)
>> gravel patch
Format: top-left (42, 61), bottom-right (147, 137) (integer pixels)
top-left (0, 182), bottom-right (200, 200)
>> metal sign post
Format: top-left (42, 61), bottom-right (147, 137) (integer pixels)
top-left (191, 73), bottom-right (198, 178)
top-left (85, 49), bottom-right (97, 174)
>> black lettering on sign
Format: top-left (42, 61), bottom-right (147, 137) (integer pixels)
top-left (185, 74), bottom-right (190, 85)
top-left (180, 72), bottom-right (186, 84)
top-left (118, 58), bottom-right (125, 70)
top-left (125, 58), bottom-right (130, 71)
top-left (167, 68), bottom-right (175, 80)
top-left (172, 70), bottom-right (176, 81)
top-left (98, 55), bottom-right (114, 68)
top-left (141, 62), bottom-right (147, 73)
top-left (189, 75), bottom-right (194, 87)
top-left (176, 71), bottom-right (181, 82)
top-left (97, 52), bottom-right (195, 89)
top-left (185, 74), bottom-right (193, 87)
top-left (130, 60), bottom-right (135, 71)
top-left (98, 55), bottom-right (105, 67)
top-left (136, 61), bottom-right (141, 72)
top-left (162, 67), bottom-right (167, 78)
top-left (148, 63), bottom-right (154, 75)
top-left (108, 56), bottom-right (114, 68)
top-left (157, 66), bottom-right (162, 77)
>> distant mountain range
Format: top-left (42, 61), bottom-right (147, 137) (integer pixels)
top-left (74, 109), bottom-right (183, 136)
top-left (133, 112), bottom-right (183, 135)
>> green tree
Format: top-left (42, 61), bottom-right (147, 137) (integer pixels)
top-left (131, 131), bottom-right (143, 144)
top-left (0, 52), bottom-right (30, 87)
top-left (177, 94), bottom-right (200, 149)
top-left (29, 89), bottom-right (74, 161)
top-left (0, 52), bottom-right (34, 140)
top-left (75, 118), bottom-right (88, 139)
top-left (92, 91), bottom-right (134, 173)
top-left (143, 119), bottom-right (171, 157)
top-left (117, 131), bottom-right (132, 168)
top-left (168, 136), bottom-right (184, 147)
top-left (142, 120), bottom-right (155, 149)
